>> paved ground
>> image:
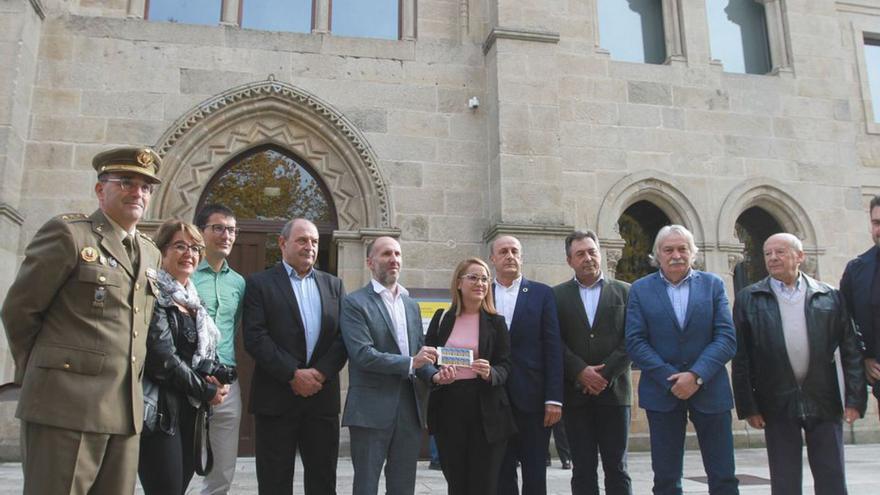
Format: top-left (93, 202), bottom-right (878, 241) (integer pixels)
top-left (2, 444), bottom-right (880, 493)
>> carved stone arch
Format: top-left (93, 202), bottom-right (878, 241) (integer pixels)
top-left (596, 171), bottom-right (707, 244)
top-left (148, 78), bottom-right (391, 230)
top-left (717, 178), bottom-right (822, 277)
top-left (716, 178), bottom-right (817, 248)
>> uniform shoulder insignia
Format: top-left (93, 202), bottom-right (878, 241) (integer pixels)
top-left (138, 232), bottom-right (158, 246)
top-left (58, 213), bottom-right (88, 222)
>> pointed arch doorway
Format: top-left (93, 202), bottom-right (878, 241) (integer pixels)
top-left (197, 145), bottom-right (339, 456)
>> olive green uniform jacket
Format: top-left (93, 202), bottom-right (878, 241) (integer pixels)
top-left (1, 209), bottom-right (161, 435)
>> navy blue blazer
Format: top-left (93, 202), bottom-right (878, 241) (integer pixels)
top-left (625, 270), bottom-right (736, 414)
top-left (840, 245), bottom-right (878, 359)
top-left (491, 278), bottom-right (564, 413)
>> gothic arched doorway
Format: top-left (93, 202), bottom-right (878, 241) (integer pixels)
top-left (615, 201), bottom-right (673, 283)
top-left (196, 144), bottom-right (339, 456)
top-left (733, 206), bottom-right (783, 293)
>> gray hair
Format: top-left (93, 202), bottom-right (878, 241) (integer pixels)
top-left (564, 230), bottom-right (601, 257)
top-left (765, 232), bottom-right (803, 253)
top-left (649, 225), bottom-right (698, 268)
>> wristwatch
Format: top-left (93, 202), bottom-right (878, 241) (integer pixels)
top-left (693, 372), bottom-right (704, 386)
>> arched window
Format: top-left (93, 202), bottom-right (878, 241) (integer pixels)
top-left (615, 201), bottom-right (672, 283)
top-left (199, 145), bottom-right (337, 271)
top-left (598, 0), bottom-right (667, 64)
top-left (706, 0), bottom-right (772, 74)
top-left (733, 206), bottom-right (782, 292)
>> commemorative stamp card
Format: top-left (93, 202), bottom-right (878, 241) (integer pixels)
top-left (437, 347), bottom-right (473, 367)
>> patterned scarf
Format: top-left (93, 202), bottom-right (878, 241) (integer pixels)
top-left (154, 268), bottom-right (219, 370)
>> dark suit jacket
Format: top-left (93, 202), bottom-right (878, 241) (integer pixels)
top-left (243, 264), bottom-right (347, 416)
top-left (625, 270), bottom-right (736, 414)
top-left (553, 278), bottom-right (632, 408)
top-left (491, 278), bottom-right (564, 413)
top-left (425, 308), bottom-right (517, 443)
top-left (840, 245), bottom-right (879, 359)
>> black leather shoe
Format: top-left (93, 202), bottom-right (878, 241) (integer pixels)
top-left (562, 460), bottom-right (572, 470)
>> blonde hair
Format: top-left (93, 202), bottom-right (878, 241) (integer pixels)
top-left (450, 257), bottom-right (497, 316)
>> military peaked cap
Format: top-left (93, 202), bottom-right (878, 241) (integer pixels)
top-left (92, 147), bottom-right (162, 183)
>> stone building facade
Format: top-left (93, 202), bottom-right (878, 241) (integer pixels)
top-left (1, 0), bottom-right (880, 457)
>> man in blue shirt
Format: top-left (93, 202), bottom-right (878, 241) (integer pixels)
top-left (625, 225), bottom-right (738, 495)
top-left (192, 204), bottom-right (246, 495)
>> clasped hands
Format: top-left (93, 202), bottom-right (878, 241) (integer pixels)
top-left (289, 368), bottom-right (326, 397)
top-left (577, 364), bottom-right (608, 395)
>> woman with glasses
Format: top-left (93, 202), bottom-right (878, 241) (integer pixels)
top-left (138, 219), bottom-right (228, 494)
top-left (425, 257), bottom-right (517, 494)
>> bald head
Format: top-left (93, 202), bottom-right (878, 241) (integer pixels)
top-left (367, 236), bottom-right (403, 289)
top-left (763, 233), bottom-right (805, 286)
top-left (489, 235), bottom-right (523, 286)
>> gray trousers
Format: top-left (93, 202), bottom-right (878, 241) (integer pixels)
top-left (199, 379), bottom-right (242, 495)
top-left (348, 385), bottom-right (422, 495)
top-left (764, 415), bottom-right (847, 495)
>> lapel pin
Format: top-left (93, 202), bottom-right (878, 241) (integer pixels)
top-left (522, 287), bottom-right (528, 293)
top-left (108, 257), bottom-right (118, 268)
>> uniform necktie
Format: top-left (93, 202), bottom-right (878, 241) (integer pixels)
top-left (123, 234), bottom-right (139, 270)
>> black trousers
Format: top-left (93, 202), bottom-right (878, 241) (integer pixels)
top-left (434, 379), bottom-right (507, 495)
top-left (564, 404), bottom-right (632, 495)
top-left (138, 403), bottom-right (198, 495)
top-left (764, 415), bottom-right (847, 495)
top-left (548, 421), bottom-right (571, 463)
top-left (498, 405), bottom-right (551, 495)
top-left (254, 406), bottom-right (340, 495)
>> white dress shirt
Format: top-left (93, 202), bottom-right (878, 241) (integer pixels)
top-left (494, 275), bottom-right (522, 330)
top-left (576, 273), bottom-right (604, 327)
top-left (371, 279), bottom-right (413, 373)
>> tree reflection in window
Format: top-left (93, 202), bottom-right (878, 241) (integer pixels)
top-left (201, 146), bottom-right (334, 224)
top-left (615, 201), bottom-right (672, 283)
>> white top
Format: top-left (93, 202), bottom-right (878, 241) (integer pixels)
top-left (371, 278), bottom-right (412, 365)
top-left (494, 275), bottom-right (523, 330)
top-left (575, 273), bottom-right (604, 327)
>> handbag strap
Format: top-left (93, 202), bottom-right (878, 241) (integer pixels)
top-left (193, 405), bottom-right (214, 476)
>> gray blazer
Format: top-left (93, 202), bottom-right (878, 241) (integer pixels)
top-left (340, 283), bottom-right (436, 429)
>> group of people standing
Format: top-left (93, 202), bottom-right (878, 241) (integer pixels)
top-left (1, 144), bottom-right (879, 495)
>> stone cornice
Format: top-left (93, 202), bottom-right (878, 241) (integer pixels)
top-left (483, 223), bottom-right (573, 242)
top-left (29, 0), bottom-right (45, 19)
top-left (483, 27), bottom-right (560, 54)
top-left (0, 203), bottom-right (24, 226)
top-left (837, 1), bottom-right (880, 15)
top-left (333, 228), bottom-right (402, 242)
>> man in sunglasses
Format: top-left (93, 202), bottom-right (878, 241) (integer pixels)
top-left (2, 147), bottom-right (163, 494)
top-left (193, 204), bottom-right (246, 495)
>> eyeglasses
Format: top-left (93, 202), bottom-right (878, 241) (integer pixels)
top-left (205, 224), bottom-right (240, 236)
top-left (170, 241), bottom-right (204, 256)
top-left (102, 177), bottom-right (156, 195)
top-left (460, 273), bottom-right (490, 284)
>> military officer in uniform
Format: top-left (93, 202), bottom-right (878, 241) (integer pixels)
top-left (1, 147), bottom-right (163, 494)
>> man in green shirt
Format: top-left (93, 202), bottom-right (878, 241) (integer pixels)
top-left (192, 204), bottom-right (246, 495)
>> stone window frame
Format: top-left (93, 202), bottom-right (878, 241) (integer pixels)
top-left (590, 0), bottom-right (687, 65)
top-left (853, 19), bottom-right (880, 134)
top-left (129, 0), bottom-right (417, 40)
top-left (753, 0), bottom-right (792, 75)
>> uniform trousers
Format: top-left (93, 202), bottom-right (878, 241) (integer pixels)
top-left (764, 415), bottom-right (847, 495)
top-left (349, 384), bottom-right (421, 495)
top-left (646, 406), bottom-right (738, 495)
top-left (22, 420), bottom-right (140, 495)
top-left (199, 379), bottom-right (242, 495)
top-left (434, 379), bottom-right (507, 495)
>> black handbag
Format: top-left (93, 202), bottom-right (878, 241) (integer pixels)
top-left (143, 376), bottom-right (160, 432)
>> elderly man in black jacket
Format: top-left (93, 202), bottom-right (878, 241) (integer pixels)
top-left (732, 233), bottom-right (866, 495)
